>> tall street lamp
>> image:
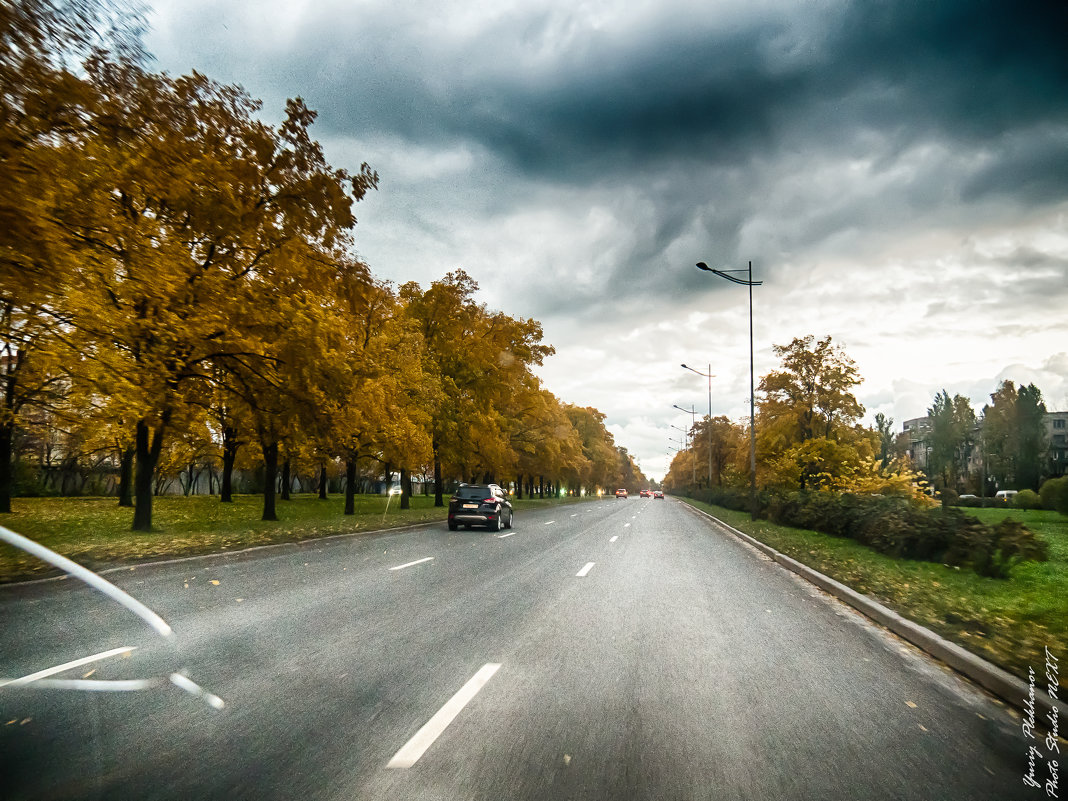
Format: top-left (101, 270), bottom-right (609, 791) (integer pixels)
top-left (681, 364), bottom-right (714, 488)
top-left (695, 260), bottom-right (762, 519)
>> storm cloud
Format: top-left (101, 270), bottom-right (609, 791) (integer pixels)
top-left (146, 0), bottom-right (1068, 478)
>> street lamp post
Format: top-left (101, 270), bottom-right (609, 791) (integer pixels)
top-left (681, 364), bottom-right (714, 488)
top-left (695, 260), bottom-right (762, 519)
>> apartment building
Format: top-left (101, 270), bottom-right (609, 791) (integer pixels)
top-left (901, 411), bottom-right (1068, 482)
top-left (1049, 411), bottom-right (1068, 478)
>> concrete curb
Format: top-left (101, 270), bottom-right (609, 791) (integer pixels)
top-left (680, 499), bottom-right (1068, 721)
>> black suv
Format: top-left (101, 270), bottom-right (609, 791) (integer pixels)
top-left (448, 484), bottom-right (513, 531)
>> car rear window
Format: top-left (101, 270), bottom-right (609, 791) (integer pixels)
top-left (455, 487), bottom-right (491, 500)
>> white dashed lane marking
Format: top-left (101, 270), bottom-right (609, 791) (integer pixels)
top-left (389, 557), bottom-right (434, 571)
top-left (387, 664), bottom-right (502, 768)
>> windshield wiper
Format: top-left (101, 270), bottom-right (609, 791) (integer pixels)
top-left (0, 525), bottom-right (224, 710)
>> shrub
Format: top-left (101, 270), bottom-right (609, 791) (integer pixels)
top-left (1014, 489), bottom-right (1042, 510)
top-left (939, 487), bottom-right (959, 508)
top-left (691, 485), bottom-right (1049, 578)
top-left (1039, 477), bottom-right (1068, 515)
top-left (964, 518), bottom-right (1051, 578)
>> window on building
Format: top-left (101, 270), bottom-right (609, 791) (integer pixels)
top-left (1054, 419), bottom-right (1066, 429)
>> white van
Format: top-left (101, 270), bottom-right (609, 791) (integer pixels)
top-left (994, 490), bottom-right (1018, 504)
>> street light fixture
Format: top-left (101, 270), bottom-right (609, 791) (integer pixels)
top-left (695, 260), bottom-right (762, 519)
top-left (681, 364), bottom-right (714, 488)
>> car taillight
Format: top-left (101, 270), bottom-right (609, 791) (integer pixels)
top-left (483, 497), bottom-right (496, 504)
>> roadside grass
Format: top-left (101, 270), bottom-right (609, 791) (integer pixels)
top-left (681, 498), bottom-right (1067, 689)
top-left (0, 492), bottom-right (592, 583)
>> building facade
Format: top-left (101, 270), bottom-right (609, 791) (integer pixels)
top-left (1048, 411), bottom-right (1068, 478)
top-left (901, 411), bottom-right (1068, 486)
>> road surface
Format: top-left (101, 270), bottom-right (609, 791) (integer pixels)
top-left (0, 497), bottom-right (1026, 799)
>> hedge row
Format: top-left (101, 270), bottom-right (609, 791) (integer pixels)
top-left (683, 486), bottom-right (1049, 579)
top-left (950, 478), bottom-right (1068, 513)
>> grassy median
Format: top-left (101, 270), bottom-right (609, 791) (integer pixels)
top-left (681, 498), bottom-right (1067, 689)
top-left (0, 492), bottom-right (592, 583)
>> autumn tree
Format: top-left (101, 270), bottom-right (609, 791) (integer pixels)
top-left (46, 60), bottom-right (375, 529)
top-left (759, 335), bottom-right (864, 446)
top-left (927, 391), bottom-right (977, 492)
top-left (616, 447), bottom-right (647, 493)
top-left (689, 415), bottom-right (746, 488)
top-left (563, 405), bottom-right (620, 495)
top-left (757, 335), bottom-right (867, 490)
top-left (342, 283), bottom-right (434, 514)
top-left (874, 412), bottom-right (895, 468)
top-left (983, 381), bottom-right (1048, 491)
top-left (400, 270), bottom-right (553, 503)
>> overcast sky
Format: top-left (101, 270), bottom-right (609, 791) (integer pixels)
top-left (144, 0), bottom-right (1068, 480)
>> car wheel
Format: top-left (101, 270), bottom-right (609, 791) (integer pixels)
top-left (492, 509), bottom-right (503, 532)
top-left (448, 520), bottom-right (458, 531)
top-left (505, 509), bottom-right (513, 528)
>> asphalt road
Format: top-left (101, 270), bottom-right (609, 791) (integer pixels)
top-left (0, 497), bottom-right (1028, 800)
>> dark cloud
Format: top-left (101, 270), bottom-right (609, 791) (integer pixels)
top-left (145, 0), bottom-right (1068, 477)
top-left (155, 1), bottom-right (1066, 179)
top-left (261, 1), bottom-right (1068, 185)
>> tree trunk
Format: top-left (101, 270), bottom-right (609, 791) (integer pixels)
top-left (261, 441), bottom-right (279, 521)
top-left (0, 420), bottom-right (12, 514)
top-left (433, 445), bottom-right (444, 507)
top-left (515, 475), bottom-right (523, 500)
top-left (344, 457), bottom-right (357, 515)
top-left (280, 458), bottom-right (291, 501)
top-left (133, 417), bottom-right (167, 531)
top-left (115, 445), bottom-right (134, 507)
top-left (221, 425), bottom-right (238, 503)
top-left (400, 467), bottom-right (411, 510)
top-left (539, 475), bottom-right (545, 499)
top-left (318, 464), bottom-right (328, 500)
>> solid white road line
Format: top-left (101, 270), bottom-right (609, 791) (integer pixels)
top-left (495, 532), bottom-right (515, 539)
top-left (610, 536), bottom-right (619, 543)
top-left (545, 521), bottom-right (555, 525)
top-left (389, 557), bottom-right (435, 571)
top-left (0, 646), bottom-right (137, 688)
top-left (387, 663), bottom-right (502, 768)
top-left (576, 562), bottom-right (595, 577)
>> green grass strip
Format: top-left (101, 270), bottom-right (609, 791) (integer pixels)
top-left (0, 493), bottom-right (592, 582)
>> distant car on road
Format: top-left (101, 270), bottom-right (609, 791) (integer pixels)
top-left (639, 490), bottom-right (651, 498)
top-left (654, 490), bottom-right (664, 499)
top-left (448, 483), bottom-right (513, 531)
top-left (615, 489), bottom-right (628, 499)
top-left (994, 490), bottom-right (1018, 505)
